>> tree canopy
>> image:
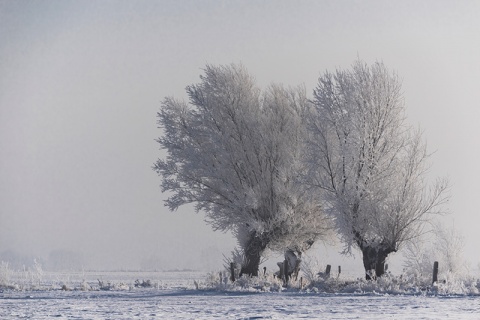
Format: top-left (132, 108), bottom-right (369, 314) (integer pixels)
top-left (154, 64), bottom-right (331, 275)
top-left (154, 60), bottom-right (448, 279)
top-left (306, 60), bottom-right (448, 278)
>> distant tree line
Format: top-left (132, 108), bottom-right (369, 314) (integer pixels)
top-left (0, 249), bottom-right (84, 271)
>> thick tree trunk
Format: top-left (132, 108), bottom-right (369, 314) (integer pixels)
top-left (239, 233), bottom-right (268, 277)
top-left (361, 246), bottom-right (393, 280)
top-left (284, 250), bottom-right (302, 279)
top-left (239, 249), bottom-right (262, 277)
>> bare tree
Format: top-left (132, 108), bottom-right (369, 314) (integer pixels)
top-left (307, 59), bottom-right (448, 279)
top-left (404, 222), bottom-right (467, 279)
top-left (154, 64), bottom-right (331, 276)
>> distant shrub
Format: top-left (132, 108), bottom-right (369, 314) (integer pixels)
top-left (0, 261), bottom-right (16, 290)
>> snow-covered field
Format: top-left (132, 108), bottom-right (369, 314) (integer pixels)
top-left (1, 271), bottom-right (480, 319)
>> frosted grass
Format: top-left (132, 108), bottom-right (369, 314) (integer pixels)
top-left (1, 271), bottom-right (480, 319)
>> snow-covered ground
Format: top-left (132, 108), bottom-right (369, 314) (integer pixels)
top-left (1, 271), bottom-right (479, 319)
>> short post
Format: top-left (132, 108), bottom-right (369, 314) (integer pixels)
top-left (325, 264), bottom-right (331, 278)
top-left (432, 261), bottom-right (439, 284)
top-left (230, 262), bottom-right (235, 282)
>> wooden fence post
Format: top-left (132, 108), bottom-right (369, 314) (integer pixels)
top-left (432, 261), bottom-right (439, 284)
top-left (230, 262), bottom-right (235, 282)
top-left (325, 264), bottom-right (331, 278)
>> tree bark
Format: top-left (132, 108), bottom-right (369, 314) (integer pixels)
top-left (239, 233), bottom-right (268, 277)
top-left (361, 246), bottom-right (393, 280)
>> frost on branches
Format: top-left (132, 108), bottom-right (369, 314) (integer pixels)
top-left (307, 60), bottom-right (448, 279)
top-left (154, 64), bottom-right (331, 276)
top-left (404, 222), bottom-right (468, 280)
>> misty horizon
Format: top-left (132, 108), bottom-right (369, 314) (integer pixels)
top-left (1, 1), bottom-right (480, 275)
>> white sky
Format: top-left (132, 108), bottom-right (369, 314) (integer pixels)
top-left (1, 0), bottom-right (480, 272)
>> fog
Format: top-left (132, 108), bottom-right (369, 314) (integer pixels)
top-left (1, 0), bottom-right (480, 272)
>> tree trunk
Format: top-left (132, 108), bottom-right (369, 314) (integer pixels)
top-left (239, 233), bottom-right (268, 277)
top-left (239, 249), bottom-right (262, 277)
top-left (361, 246), bottom-right (393, 280)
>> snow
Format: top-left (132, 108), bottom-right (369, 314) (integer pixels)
top-left (1, 271), bottom-right (479, 319)
top-left (1, 289), bottom-right (479, 319)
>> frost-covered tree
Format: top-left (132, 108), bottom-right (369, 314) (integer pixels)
top-left (307, 60), bottom-right (448, 279)
top-left (404, 222), bottom-right (467, 279)
top-left (154, 64), bottom-right (331, 276)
